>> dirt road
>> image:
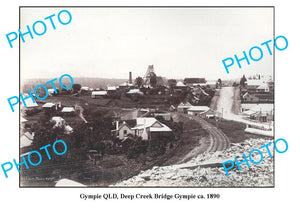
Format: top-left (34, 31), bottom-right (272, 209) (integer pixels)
top-left (216, 87), bottom-right (272, 130)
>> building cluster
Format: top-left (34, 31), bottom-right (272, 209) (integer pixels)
top-left (113, 117), bottom-right (172, 141)
top-left (91, 83), bottom-right (139, 99)
top-left (240, 75), bottom-right (274, 123)
top-left (176, 102), bottom-right (210, 116)
top-left (20, 65), bottom-right (220, 154)
top-left (20, 98), bottom-right (77, 149)
top-left (240, 75), bottom-right (274, 103)
top-left (86, 68), bottom-right (218, 105)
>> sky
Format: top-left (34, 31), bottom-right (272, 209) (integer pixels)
top-left (20, 7), bottom-right (274, 81)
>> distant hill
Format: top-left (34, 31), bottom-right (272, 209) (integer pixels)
top-left (21, 77), bottom-right (128, 92)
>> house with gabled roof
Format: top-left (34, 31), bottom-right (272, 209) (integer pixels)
top-left (116, 117), bottom-right (172, 141)
top-left (21, 132), bottom-right (34, 148)
top-left (187, 106), bottom-right (210, 116)
top-left (91, 90), bottom-right (107, 98)
top-left (61, 106), bottom-right (76, 116)
top-left (177, 102), bottom-right (192, 113)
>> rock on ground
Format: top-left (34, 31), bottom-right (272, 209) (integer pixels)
top-left (114, 138), bottom-right (274, 187)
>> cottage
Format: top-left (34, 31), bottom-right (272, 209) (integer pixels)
top-left (50, 116), bottom-right (74, 134)
top-left (187, 106), bottom-right (210, 116)
top-left (177, 102), bottom-right (192, 113)
top-left (246, 79), bottom-right (270, 93)
top-left (127, 89), bottom-right (143, 95)
top-left (173, 81), bottom-right (188, 93)
top-left (117, 120), bottom-right (137, 139)
top-left (23, 98), bottom-right (38, 108)
top-left (91, 91), bottom-right (107, 99)
top-left (48, 88), bottom-right (55, 96)
top-left (20, 132), bottom-right (34, 148)
top-left (242, 92), bottom-right (273, 103)
top-left (176, 81), bottom-right (186, 87)
top-left (65, 125), bottom-right (73, 134)
top-left (133, 117), bottom-right (172, 141)
top-left (21, 117), bottom-right (28, 123)
top-left (242, 104), bottom-right (274, 122)
top-left (256, 84), bottom-right (270, 93)
top-left (51, 116), bottom-right (66, 128)
top-left (61, 106), bottom-right (75, 116)
top-left (42, 102), bottom-right (57, 115)
top-left (81, 86), bottom-right (89, 91)
top-left (119, 82), bottom-right (134, 89)
top-left (116, 117), bottom-right (172, 141)
top-left (42, 102), bottom-right (56, 109)
top-left (126, 89), bottom-right (144, 100)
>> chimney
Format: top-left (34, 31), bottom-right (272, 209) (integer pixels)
top-left (116, 121), bottom-right (119, 130)
top-left (129, 71), bottom-right (132, 84)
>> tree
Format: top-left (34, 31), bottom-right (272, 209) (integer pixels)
top-left (156, 76), bottom-right (165, 86)
top-left (150, 75), bottom-right (157, 88)
top-left (240, 75), bottom-right (247, 87)
top-left (32, 121), bottom-right (64, 149)
top-left (167, 79), bottom-right (177, 91)
top-left (135, 76), bottom-right (144, 88)
top-left (218, 78), bottom-right (222, 88)
top-left (72, 84), bottom-right (81, 93)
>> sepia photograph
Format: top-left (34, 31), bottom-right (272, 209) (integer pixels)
top-left (19, 7), bottom-right (274, 187)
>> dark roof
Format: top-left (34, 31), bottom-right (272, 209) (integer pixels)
top-left (247, 92), bottom-right (274, 97)
top-left (184, 78), bottom-right (206, 84)
top-left (125, 119), bottom-right (137, 127)
top-left (118, 119), bottom-right (137, 128)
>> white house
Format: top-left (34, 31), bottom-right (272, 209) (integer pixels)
top-left (187, 106), bottom-right (210, 116)
top-left (118, 121), bottom-right (136, 139)
top-left (242, 104), bottom-right (274, 122)
top-left (51, 116), bottom-right (73, 134)
top-left (256, 83), bottom-right (270, 93)
top-left (51, 116), bottom-right (66, 128)
top-left (42, 102), bottom-right (56, 108)
top-left (246, 79), bottom-right (270, 93)
top-left (127, 89), bottom-right (144, 95)
top-left (21, 117), bottom-right (28, 123)
top-left (91, 91), bottom-right (107, 98)
top-left (61, 106), bottom-right (75, 115)
top-left (177, 102), bottom-right (192, 113)
top-left (24, 98), bottom-right (38, 108)
top-left (81, 86), bottom-right (89, 91)
top-left (107, 86), bottom-right (117, 91)
top-left (21, 132), bottom-right (34, 148)
top-left (176, 81), bottom-right (186, 87)
top-left (48, 88), bottom-right (56, 96)
top-left (117, 117), bottom-right (172, 141)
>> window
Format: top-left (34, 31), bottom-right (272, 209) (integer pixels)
top-left (123, 130), bottom-right (127, 135)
